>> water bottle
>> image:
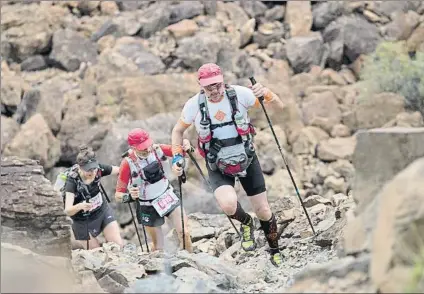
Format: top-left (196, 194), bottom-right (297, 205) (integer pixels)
top-left (234, 111), bottom-right (250, 141)
top-left (198, 118), bottom-right (212, 144)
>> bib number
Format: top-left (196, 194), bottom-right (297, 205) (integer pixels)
top-left (89, 193), bottom-right (103, 211)
top-left (152, 189), bottom-right (180, 217)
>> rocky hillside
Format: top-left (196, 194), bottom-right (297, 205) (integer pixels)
top-left (2, 126), bottom-right (424, 293)
top-left (1, 1), bottom-right (424, 293)
top-left (2, 0), bottom-right (424, 223)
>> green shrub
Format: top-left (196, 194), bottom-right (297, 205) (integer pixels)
top-left (406, 245), bottom-right (424, 293)
top-left (359, 41), bottom-right (424, 115)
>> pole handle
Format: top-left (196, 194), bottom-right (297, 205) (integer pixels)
top-left (176, 160), bottom-right (186, 183)
top-left (249, 77), bottom-right (264, 102)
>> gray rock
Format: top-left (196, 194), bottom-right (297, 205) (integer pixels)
top-left (253, 22), bottom-right (286, 48)
top-left (137, 3), bottom-right (172, 39)
top-left (286, 33), bottom-right (325, 73)
top-left (264, 5), bottom-right (285, 22)
top-left (239, 0), bottom-right (268, 18)
top-left (175, 32), bottom-right (221, 69)
top-left (14, 89), bottom-right (41, 125)
top-left (1, 157), bottom-right (72, 258)
top-left (170, 1), bottom-right (204, 24)
top-left (20, 55), bottom-right (48, 72)
top-left (116, 1), bottom-right (151, 11)
top-left (372, 1), bottom-right (422, 17)
top-left (50, 29), bottom-right (98, 72)
top-left (323, 15), bottom-right (381, 65)
top-left (352, 127), bottom-right (424, 214)
top-left (114, 40), bottom-right (165, 75)
top-left (91, 20), bottom-right (119, 42)
top-left (312, 1), bottom-right (345, 30)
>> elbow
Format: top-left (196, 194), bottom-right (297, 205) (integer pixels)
top-left (64, 208), bottom-right (73, 217)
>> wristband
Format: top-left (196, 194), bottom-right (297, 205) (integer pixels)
top-left (172, 154), bottom-right (184, 165)
top-left (172, 144), bottom-right (183, 156)
top-left (264, 89), bottom-right (274, 102)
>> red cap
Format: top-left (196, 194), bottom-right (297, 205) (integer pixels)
top-left (197, 63), bottom-right (224, 87)
top-left (127, 128), bottom-right (153, 151)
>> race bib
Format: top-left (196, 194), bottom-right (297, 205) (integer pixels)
top-left (89, 192), bottom-right (103, 211)
top-left (151, 189), bottom-right (180, 217)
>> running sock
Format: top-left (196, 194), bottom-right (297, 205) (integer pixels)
top-left (260, 213), bottom-right (279, 253)
top-left (229, 202), bottom-right (252, 226)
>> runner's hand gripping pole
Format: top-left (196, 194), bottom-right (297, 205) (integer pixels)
top-left (185, 150), bottom-right (242, 239)
top-left (249, 77), bottom-right (316, 236)
top-left (176, 160), bottom-right (186, 250)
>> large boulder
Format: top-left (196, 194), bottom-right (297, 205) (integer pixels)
top-left (1, 157), bottom-right (72, 258)
top-left (1, 243), bottom-right (79, 293)
top-left (370, 157), bottom-right (424, 293)
top-left (351, 128), bottom-right (424, 214)
top-left (323, 15), bottom-right (381, 69)
top-left (49, 29), bottom-right (98, 72)
top-left (286, 32), bottom-right (325, 74)
top-left (94, 73), bottom-right (199, 123)
top-left (343, 128), bottom-right (424, 257)
top-left (353, 92), bottom-right (406, 131)
top-left (3, 113), bottom-right (61, 170)
top-left (175, 32), bottom-right (222, 70)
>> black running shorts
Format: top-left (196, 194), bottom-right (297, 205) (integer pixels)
top-left (72, 204), bottom-right (116, 240)
top-left (135, 197), bottom-right (179, 227)
top-left (206, 153), bottom-right (266, 196)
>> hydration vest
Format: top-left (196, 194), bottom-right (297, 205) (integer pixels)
top-left (53, 164), bottom-right (109, 211)
top-left (124, 148), bottom-right (168, 200)
top-left (197, 84), bottom-right (256, 177)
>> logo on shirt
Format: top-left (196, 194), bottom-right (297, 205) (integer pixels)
top-left (214, 110), bottom-right (226, 121)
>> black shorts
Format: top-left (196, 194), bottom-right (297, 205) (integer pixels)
top-left (72, 204), bottom-right (116, 240)
top-left (206, 153), bottom-right (266, 196)
top-left (135, 196), bottom-right (179, 227)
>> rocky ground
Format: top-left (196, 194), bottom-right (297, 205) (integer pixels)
top-left (1, 1), bottom-right (424, 293)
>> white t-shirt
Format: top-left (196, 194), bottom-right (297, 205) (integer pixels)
top-left (180, 85), bottom-right (258, 140)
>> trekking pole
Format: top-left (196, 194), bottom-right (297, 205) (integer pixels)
top-left (176, 160), bottom-right (186, 250)
top-left (128, 202), bottom-right (145, 253)
top-left (131, 183), bottom-right (149, 253)
top-left (249, 77), bottom-right (316, 236)
top-left (186, 150), bottom-right (242, 239)
top-left (99, 183), bottom-right (111, 203)
top-left (83, 200), bottom-right (90, 250)
top-left (141, 218), bottom-right (150, 253)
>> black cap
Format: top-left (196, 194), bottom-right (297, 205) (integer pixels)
top-left (80, 158), bottom-right (99, 171)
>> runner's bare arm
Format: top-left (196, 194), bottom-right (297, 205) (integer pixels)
top-left (171, 121), bottom-right (191, 156)
top-left (64, 192), bottom-right (84, 216)
top-left (254, 88), bottom-right (284, 110)
top-left (111, 166), bottom-right (120, 175)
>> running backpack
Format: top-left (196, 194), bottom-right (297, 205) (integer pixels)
top-left (53, 165), bottom-right (110, 205)
top-left (53, 165), bottom-right (79, 202)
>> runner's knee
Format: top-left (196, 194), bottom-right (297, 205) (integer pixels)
top-left (255, 205), bottom-right (272, 220)
top-left (214, 185), bottom-right (238, 215)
